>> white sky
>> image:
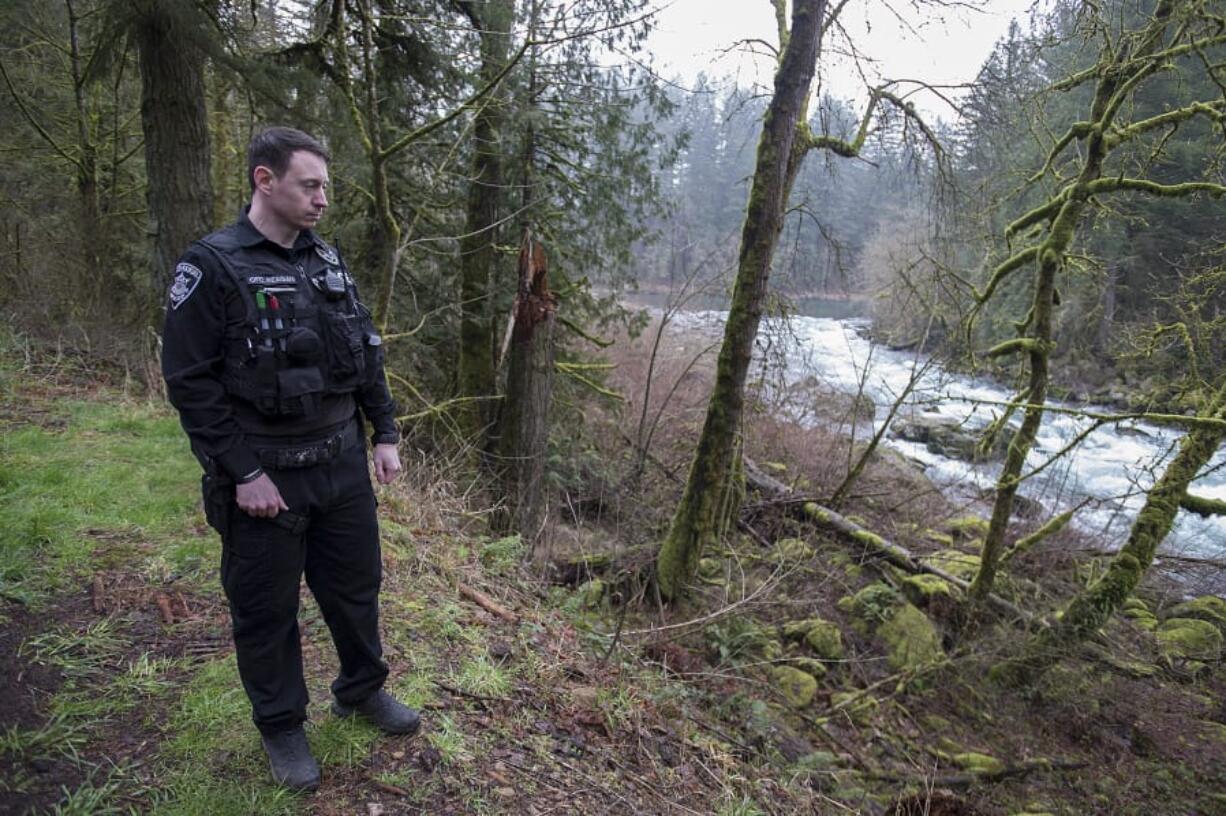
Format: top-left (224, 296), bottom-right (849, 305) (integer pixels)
top-left (646, 0), bottom-right (1039, 121)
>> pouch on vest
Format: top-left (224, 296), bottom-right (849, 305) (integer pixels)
top-left (254, 345), bottom-right (279, 414)
top-left (276, 367), bottom-right (325, 416)
top-left (363, 330), bottom-right (384, 381)
top-left (323, 313), bottom-right (367, 387)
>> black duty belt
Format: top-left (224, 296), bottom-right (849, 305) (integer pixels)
top-left (251, 419), bottom-right (361, 470)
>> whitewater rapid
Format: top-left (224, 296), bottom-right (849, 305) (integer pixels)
top-left (671, 309), bottom-right (1226, 559)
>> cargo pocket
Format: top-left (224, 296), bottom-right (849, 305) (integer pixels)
top-left (220, 524), bottom-right (274, 614)
top-left (276, 366), bottom-right (324, 416)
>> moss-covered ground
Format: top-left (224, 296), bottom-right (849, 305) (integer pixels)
top-left (2, 326), bottom-right (1226, 815)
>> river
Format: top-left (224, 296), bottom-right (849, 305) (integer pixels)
top-left (631, 294), bottom-right (1226, 560)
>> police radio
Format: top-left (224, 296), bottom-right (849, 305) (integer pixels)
top-left (315, 269), bottom-right (347, 301)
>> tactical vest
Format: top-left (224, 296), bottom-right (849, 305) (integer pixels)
top-left (196, 230), bottom-right (384, 419)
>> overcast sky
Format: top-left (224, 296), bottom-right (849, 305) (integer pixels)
top-left (645, 0), bottom-right (1039, 121)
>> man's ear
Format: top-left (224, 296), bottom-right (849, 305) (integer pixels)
top-left (252, 165), bottom-right (277, 194)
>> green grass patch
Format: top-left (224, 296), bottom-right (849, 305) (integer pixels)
top-left (425, 714), bottom-right (472, 764)
top-left (148, 656), bottom-right (302, 814)
top-left (307, 713), bottom-right (380, 766)
top-left (0, 395), bottom-right (202, 605)
top-left (451, 654), bottom-right (513, 698)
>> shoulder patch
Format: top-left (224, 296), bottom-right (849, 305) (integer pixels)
top-left (168, 262), bottom-right (203, 310)
top-left (314, 242), bottom-right (339, 265)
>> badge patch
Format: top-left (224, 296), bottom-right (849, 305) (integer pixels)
top-left (168, 262), bottom-right (203, 310)
top-left (314, 242), bottom-right (339, 265)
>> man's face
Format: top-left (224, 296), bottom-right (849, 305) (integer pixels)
top-left (257, 150), bottom-right (329, 231)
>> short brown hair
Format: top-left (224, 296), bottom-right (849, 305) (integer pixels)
top-left (247, 127), bottom-right (330, 190)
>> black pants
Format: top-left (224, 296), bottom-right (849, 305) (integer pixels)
top-left (216, 435), bottom-right (388, 735)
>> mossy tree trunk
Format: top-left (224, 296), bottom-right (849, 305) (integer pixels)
top-left (492, 230), bottom-right (555, 551)
top-left (656, 0), bottom-right (825, 601)
top-left (134, 0), bottom-right (213, 292)
top-left (992, 378), bottom-right (1226, 686)
top-left (966, 0), bottom-right (1226, 614)
top-left (456, 0), bottom-right (514, 447)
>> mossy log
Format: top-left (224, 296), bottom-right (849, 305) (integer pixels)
top-left (742, 457), bottom-right (1033, 622)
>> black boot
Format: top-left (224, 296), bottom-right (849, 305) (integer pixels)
top-left (332, 690), bottom-right (421, 735)
top-left (261, 726), bottom-right (321, 791)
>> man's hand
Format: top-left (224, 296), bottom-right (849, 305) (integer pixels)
top-left (236, 473), bottom-right (290, 518)
top-left (373, 443), bottom-right (401, 485)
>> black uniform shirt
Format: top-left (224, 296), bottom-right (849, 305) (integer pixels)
top-left (162, 209), bottom-right (398, 481)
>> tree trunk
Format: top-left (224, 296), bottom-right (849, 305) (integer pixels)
top-left (656, 0), bottom-right (825, 601)
top-left (992, 378), bottom-right (1226, 686)
top-left (967, 1), bottom-right (1175, 612)
top-left (209, 68), bottom-right (240, 227)
top-left (66, 0), bottom-right (102, 294)
top-left (456, 0), bottom-right (514, 445)
top-left (134, 0), bottom-right (213, 293)
top-left (493, 231), bottom-right (555, 551)
top-left (1094, 263), bottom-right (1120, 356)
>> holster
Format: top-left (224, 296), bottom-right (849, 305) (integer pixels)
top-left (201, 469), bottom-right (235, 535)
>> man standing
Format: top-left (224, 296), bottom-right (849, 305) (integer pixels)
top-left (162, 127), bottom-right (418, 791)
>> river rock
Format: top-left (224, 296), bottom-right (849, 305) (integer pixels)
top-left (892, 413), bottom-right (1006, 462)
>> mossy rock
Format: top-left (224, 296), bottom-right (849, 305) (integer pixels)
top-left (900, 574), bottom-right (957, 608)
top-left (951, 751), bottom-right (1004, 775)
top-left (804, 620), bottom-right (845, 660)
top-left (782, 619), bottom-right (822, 640)
top-left (921, 549), bottom-right (981, 581)
top-left (1125, 611), bottom-right (1159, 632)
top-left (960, 538), bottom-right (985, 553)
top-left (878, 602), bottom-right (944, 671)
top-left (923, 529), bottom-right (955, 547)
top-left (945, 516), bottom-right (990, 541)
top-left (845, 582), bottom-right (901, 626)
top-left (1165, 595), bottom-right (1226, 633)
top-left (578, 578), bottom-right (604, 608)
top-left (772, 665), bottom-right (818, 708)
top-left (772, 537), bottom-right (815, 563)
top-left (788, 657), bottom-right (829, 680)
top-left (1156, 618), bottom-right (1223, 662)
top-left (697, 557), bottom-right (723, 580)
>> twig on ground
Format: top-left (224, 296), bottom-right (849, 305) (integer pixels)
top-left (458, 582), bottom-right (520, 623)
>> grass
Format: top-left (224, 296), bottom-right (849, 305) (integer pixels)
top-left (0, 398), bottom-right (201, 606)
top-left (452, 654), bottom-right (514, 698)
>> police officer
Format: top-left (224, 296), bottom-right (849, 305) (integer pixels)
top-left (162, 127), bottom-right (418, 791)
